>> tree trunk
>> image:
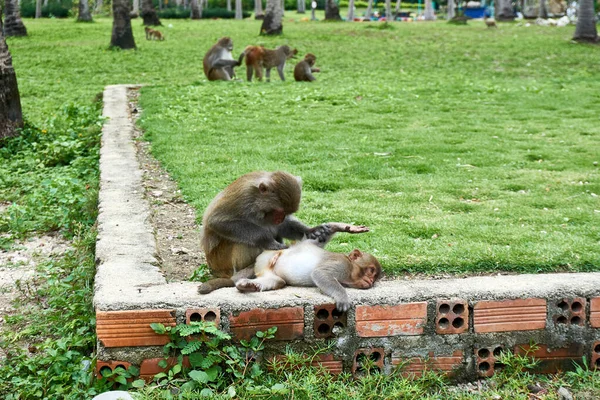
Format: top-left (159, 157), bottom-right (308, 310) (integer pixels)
top-left (4, 0), bottom-right (27, 37)
top-left (325, 0), bottom-right (341, 19)
top-left (423, 0), bottom-right (434, 20)
top-left (260, 0), bottom-right (283, 34)
top-left (227, 0), bottom-right (232, 11)
top-left (573, 0), bottom-right (599, 42)
top-left (110, 0), bottom-right (136, 49)
top-left (495, 0), bottom-right (514, 20)
top-left (235, 0), bottom-right (243, 18)
top-left (297, 0), bottom-right (305, 13)
top-left (190, 0), bottom-right (202, 18)
top-left (365, 0), bottom-right (373, 18)
top-left (394, 0), bottom-right (401, 15)
top-left (385, 0), bottom-right (391, 20)
top-left (141, 0), bottom-right (161, 25)
top-left (538, 0), bottom-right (547, 18)
top-left (347, 0), bottom-right (354, 20)
top-left (132, 0), bottom-right (140, 16)
top-left (78, 0), bottom-right (94, 21)
top-left (95, 0), bottom-right (103, 13)
top-left (35, 0), bottom-right (42, 18)
top-left (446, 0), bottom-right (454, 19)
top-left (255, 0), bottom-right (264, 17)
top-left (0, 12), bottom-right (23, 141)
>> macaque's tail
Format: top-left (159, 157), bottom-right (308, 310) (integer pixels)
top-left (198, 278), bottom-right (235, 294)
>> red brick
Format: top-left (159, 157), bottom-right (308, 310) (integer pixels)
top-left (514, 344), bottom-right (584, 374)
top-left (436, 299), bottom-right (469, 334)
top-left (314, 304), bottom-right (347, 339)
top-left (392, 350), bottom-right (464, 378)
top-left (475, 345), bottom-right (508, 378)
top-left (96, 360), bottom-right (132, 378)
top-left (139, 357), bottom-right (191, 382)
top-left (590, 298), bottom-right (600, 328)
top-left (355, 303), bottom-right (427, 337)
top-left (96, 309), bottom-right (176, 347)
top-left (473, 299), bottom-right (546, 333)
top-left (553, 298), bottom-right (586, 326)
top-left (186, 308), bottom-right (221, 326)
top-left (352, 348), bottom-right (385, 376)
top-left (229, 307), bottom-right (304, 341)
top-left (592, 341), bottom-right (600, 370)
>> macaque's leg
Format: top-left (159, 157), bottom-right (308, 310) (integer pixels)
top-left (277, 65), bottom-right (285, 81)
top-left (306, 223), bottom-right (370, 248)
top-left (265, 68), bottom-right (271, 82)
top-left (236, 273), bottom-right (286, 292)
top-left (247, 66), bottom-right (253, 81)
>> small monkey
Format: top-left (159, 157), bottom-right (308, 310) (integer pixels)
top-left (484, 17), bottom-right (497, 28)
top-left (244, 45), bottom-right (298, 82)
top-left (236, 223), bottom-right (381, 311)
top-left (294, 53), bottom-right (320, 82)
top-left (144, 26), bottom-right (165, 41)
top-left (203, 37), bottom-right (245, 81)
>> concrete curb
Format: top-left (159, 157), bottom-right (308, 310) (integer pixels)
top-left (94, 85), bottom-right (600, 380)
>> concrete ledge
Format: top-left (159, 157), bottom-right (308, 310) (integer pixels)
top-left (94, 85), bottom-right (600, 379)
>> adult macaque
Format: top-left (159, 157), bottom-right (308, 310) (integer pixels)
top-left (236, 223), bottom-right (381, 311)
top-left (244, 45), bottom-right (298, 82)
top-left (144, 26), bottom-right (165, 41)
top-left (203, 37), bottom-right (245, 81)
top-left (198, 172), bottom-right (369, 294)
top-left (294, 53), bottom-right (320, 82)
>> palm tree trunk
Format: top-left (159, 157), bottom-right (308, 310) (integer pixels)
top-left (495, 0), bottom-right (514, 20)
top-left (0, 9), bottom-right (23, 140)
top-left (261, 0), bottom-right (283, 34)
top-left (573, 0), bottom-right (599, 42)
top-left (394, 0), bottom-right (401, 16)
top-left (141, 0), bottom-right (161, 25)
top-left (385, 0), bottom-right (391, 20)
top-left (297, 0), bottom-right (305, 13)
top-left (35, 0), bottom-right (42, 18)
top-left (365, 0), bottom-right (373, 18)
top-left (4, 0), bottom-right (28, 37)
top-left (190, 0), bottom-right (202, 18)
top-left (110, 0), bottom-right (136, 49)
top-left (447, 0), bottom-right (454, 19)
top-left (347, 0), bottom-right (354, 20)
top-left (423, 0), bottom-right (434, 19)
top-left (255, 0), bottom-right (264, 16)
top-left (235, 0), bottom-right (243, 18)
top-left (95, 0), bottom-right (103, 13)
top-left (78, 0), bottom-right (94, 21)
top-left (227, 0), bottom-right (232, 11)
top-left (538, 0), bottom-right (547, 18)
top-left (325, 0), bottom-right (341, 19)
top-left (132, 0), bottom-right (140, 15)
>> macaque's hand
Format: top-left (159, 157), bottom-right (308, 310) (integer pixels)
top-left (335, 299), bottom-right (351, 312)
top-left (236, 279), bottom-right (261, 292)
top-left (265, 241), bottom-right (288, 251)
top-left (327, 223), bottom-right (370, 234)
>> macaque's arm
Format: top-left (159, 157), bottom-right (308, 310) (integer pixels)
top-left (212, 58), bottom-right (241, 68)
top-left (210, 220), bottom-right (286, 250)
top-left (311, 267), bottom-right (351, 312)
top-left (277, 216), bottom-right (312, 240)
top-left (306, 223), bottom-right (369, 248)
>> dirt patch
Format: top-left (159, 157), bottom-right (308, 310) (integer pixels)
top-left (128, 88), bottom-right (205, 283)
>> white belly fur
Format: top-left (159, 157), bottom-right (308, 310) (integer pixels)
top-left (255, 241), bottom-right (324, 287)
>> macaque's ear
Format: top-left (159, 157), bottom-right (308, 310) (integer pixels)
top-left (295, 176), bottom-right (303, 188)
top-left (257, 178), bottom-right (272, 194)
top-left (349, 249), bottom-right (362, 261)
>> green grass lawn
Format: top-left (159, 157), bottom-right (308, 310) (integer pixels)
top-left (8, 17), bottom-right (600, 275)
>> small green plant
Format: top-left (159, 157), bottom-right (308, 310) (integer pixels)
top-left (147, 321), bottom-right (277, 396)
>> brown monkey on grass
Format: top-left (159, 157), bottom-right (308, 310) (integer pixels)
top-left (145, 26), bottom-right (165, 41)
top-left (244, 45), bottom-right (298, 82)
top-left (236, 223), bottom-right (380, 312)
top-left (203, 37), bottom-right (245, 81)
top-left (484, 17), bottom-right (497, 28)
top-left (294, 53), bottom-right (320, 82)
top-left (198, 171), bottom-right (369, 294)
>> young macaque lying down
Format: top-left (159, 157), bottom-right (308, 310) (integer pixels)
top-left (236, 223), bottom-right (382, 311)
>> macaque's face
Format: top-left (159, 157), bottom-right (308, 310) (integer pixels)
top-left (346, 250), bottom-right (382, 289)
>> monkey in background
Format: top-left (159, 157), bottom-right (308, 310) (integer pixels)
top-left (144, 26), bottom-right (165, 41)
top-left (203, 37), bottom-right (245, 81)
top-left (484, 17), bottom-right (497, 28)
top-left (198, 171), bottom-right (369, 294)
top-left (236, 223), bottom-right (381, 312)
top-left (244, 45), bottom-right (298, 82)
top-left (294, 53), bottom-right (320, 82)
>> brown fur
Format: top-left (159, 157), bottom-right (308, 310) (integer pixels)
top-left (294, 53), bottom-right (320, 82)
top-left (145, 26), bottom-right (164, 41)
top-left (484, 17), bottom-right (497, 28)
top-left (203, 37), bottom-right (244, 81)
top-left (244, 45), bottom-right (298, 81)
